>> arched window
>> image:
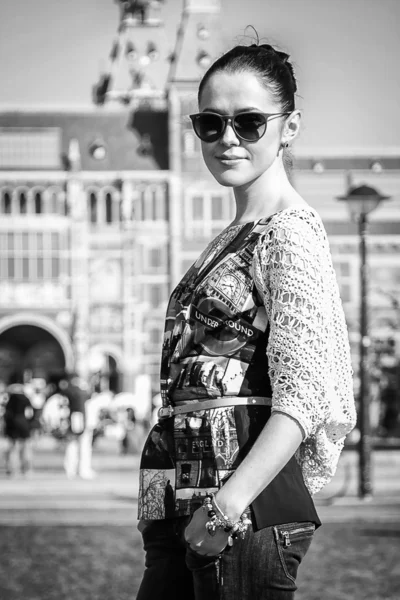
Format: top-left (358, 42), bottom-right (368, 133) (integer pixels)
top-left (105, 192), bottom-right (113, 224)
top-left (142, 188), bottom-right (154, 220)
top-left (151, 188), bottom-right (158, 220)
top-left (156, 187), bottom-right (166, 220)
top-left (34, 191), bottom-right (42, 214)
top-left (19, 191), bottom-right (27, 214)
top-left (1, 190), bottom-right (12, 214)
top-left (47, 190), bottom-right (58, 214)
top-left (89, 192), bottom-right (97, 224)
top-left (139, 186), bottom-right (166, 221)
top-left (139, 188), bottom-right (146, 221)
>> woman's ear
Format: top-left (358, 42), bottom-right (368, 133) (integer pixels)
top-left (281, 110), bottom-right (301, 146)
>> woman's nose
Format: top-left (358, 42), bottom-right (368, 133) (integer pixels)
top-left (220, 122), bottom-right (240, 146)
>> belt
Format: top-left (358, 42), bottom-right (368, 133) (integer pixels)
top-left (158, 396), bottom-right (272, 419)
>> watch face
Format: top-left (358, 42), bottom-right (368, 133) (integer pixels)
top-left (219, 274), bottom-right (241, 302)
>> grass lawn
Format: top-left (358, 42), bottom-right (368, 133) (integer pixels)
top-left (0, 522), bottom-right (398, 600)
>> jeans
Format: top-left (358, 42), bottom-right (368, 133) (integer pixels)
top-left (136, 517), bottom-right (315, 600)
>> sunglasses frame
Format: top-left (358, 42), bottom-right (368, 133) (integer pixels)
top-left (189, 111), bottom-right (291, 143)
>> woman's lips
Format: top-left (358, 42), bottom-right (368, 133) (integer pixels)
top-left (216, 156), bottom-right (246, 165)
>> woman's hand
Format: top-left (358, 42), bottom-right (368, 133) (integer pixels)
top-left (184, 506), bottom-right (230, 557)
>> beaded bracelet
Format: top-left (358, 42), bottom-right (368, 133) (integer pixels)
top-left (202, 493), bottom-right (252, 546)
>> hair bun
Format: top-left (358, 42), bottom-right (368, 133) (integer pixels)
top-left (251, 44), bottom-right (290, 65)
top-left (275, 50), bottom-right (290, 64)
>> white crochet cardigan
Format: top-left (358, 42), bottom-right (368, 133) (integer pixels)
top-left (252, 206), bottom-right (357, 495)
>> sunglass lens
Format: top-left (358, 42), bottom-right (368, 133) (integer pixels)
top-left (234, 113), bottom-right (267, 141)
top-left (193, 114), bottom-right (223, 142)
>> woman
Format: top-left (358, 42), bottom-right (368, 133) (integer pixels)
top-left (136, 42), bottom-right (356, 599)
top-left (4, 376), bottom-right (34, 476)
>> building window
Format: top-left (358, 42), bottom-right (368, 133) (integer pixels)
top-left (148, 326), bottom-right (162, 346)
top-left (151, 189), bottom-right (158, 220)
top-left (105, 192), bottom-right (113, 223)
top-left (148, 284), bottom-right (164, 309)
top-left (153, 188), bottom-right (166, 220)
top-left (89, 192), bottom-right (98, 224)
top-left (0, 187), bottom-right (66, 215)
top-left (7, 233), bottom-right (13, 255)
top-left (46, 189), bottom-right (59, 214)
top-left (0, 230), bottom-right (65, 281)
top-left (1, 190), bottom-right (12, 214)
top-left (371, 264), bottom-right (400, 286)
top-left (19, 191), bottom-right (27, 214)
top-left (147, 187), bottom-right (165, 221)
top-left (185, 191), bottom-right (234, 240)
top-left (137, 185), bottom-right (166, 221)
top-left (335, 261), bottom-right (350, 278)
top-left (148, 247), bottom-right (164, 271)
top-left (211, 195), bottom-right (224, 221)
top-left (34, 191), bottom-right (42, 214)
top-left (7, 257), bottom-right (15, 278)
top-left (87, 188), bottom-right (120, 225)
top-left (138, 188), bottom-right (146, 220)
top-left (339, 283), bottom-right (351, 303)
top-left (0, 128), bottom-right (61, 169)
top-left (150, 247), bottom-right (161, 268)
top-left (192, 196), bottom-right (204, 220)
top-left (51, 257), bottom-right (60, 278)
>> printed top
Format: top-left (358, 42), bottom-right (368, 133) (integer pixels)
top-left (138, 206), bottom-right (356, 521)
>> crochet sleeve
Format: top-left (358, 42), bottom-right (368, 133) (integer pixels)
top-left (253, 210), bottom-right (331, 440)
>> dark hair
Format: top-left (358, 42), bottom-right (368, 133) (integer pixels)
top-left (198, 43), bottom-right (297, 112)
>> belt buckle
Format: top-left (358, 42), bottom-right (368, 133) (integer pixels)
top-left (158, 406), bottom-right (174, 419)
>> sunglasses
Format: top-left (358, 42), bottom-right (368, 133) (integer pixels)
top-left (189, 111), bottom-right (291, 143)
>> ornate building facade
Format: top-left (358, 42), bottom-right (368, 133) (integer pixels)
top-left (0, 0), bottom-right (399, 396)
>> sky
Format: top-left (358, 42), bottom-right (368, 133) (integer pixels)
top-left (0, 0), bottom-right (399, 152)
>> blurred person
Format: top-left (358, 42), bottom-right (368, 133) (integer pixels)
top-left (136, 40), bottom-right (356, 599)
top-left (120, 406), bottom-right (137, 455)
top-left (41, 388), bottom-right (65, 436)
top-left (4, 374), bottom-right (35, 476)
top-left (80, 389), bottom-right (115, 476)
top-left (0, 380), bottom-right (8, 435)
top-left (23, 377), bottom-right (47, 439)
top-left (114, 392), bottom-right (148, 453)
top-left (44, 374), bottom-right (90, 479)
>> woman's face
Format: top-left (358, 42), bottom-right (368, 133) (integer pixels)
top-left (198, 71), bottom-right (286, 188)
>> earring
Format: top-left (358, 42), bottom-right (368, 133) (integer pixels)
top-left (282, 142), bottom-right (289, 148)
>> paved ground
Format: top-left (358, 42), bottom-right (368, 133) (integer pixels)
top-left (0, 435), bottom-right (399, 525)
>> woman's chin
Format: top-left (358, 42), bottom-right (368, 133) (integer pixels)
top-left (211, 170), bottom-right (251, 188)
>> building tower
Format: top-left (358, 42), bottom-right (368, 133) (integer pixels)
top-left (93, 0), bottom-right (170, 108)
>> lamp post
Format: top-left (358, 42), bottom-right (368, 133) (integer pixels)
top-left (337, 185), bottom-right (390, 499)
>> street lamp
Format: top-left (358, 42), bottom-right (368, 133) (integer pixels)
top-left (337, 184), bottom-right (390, 499)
